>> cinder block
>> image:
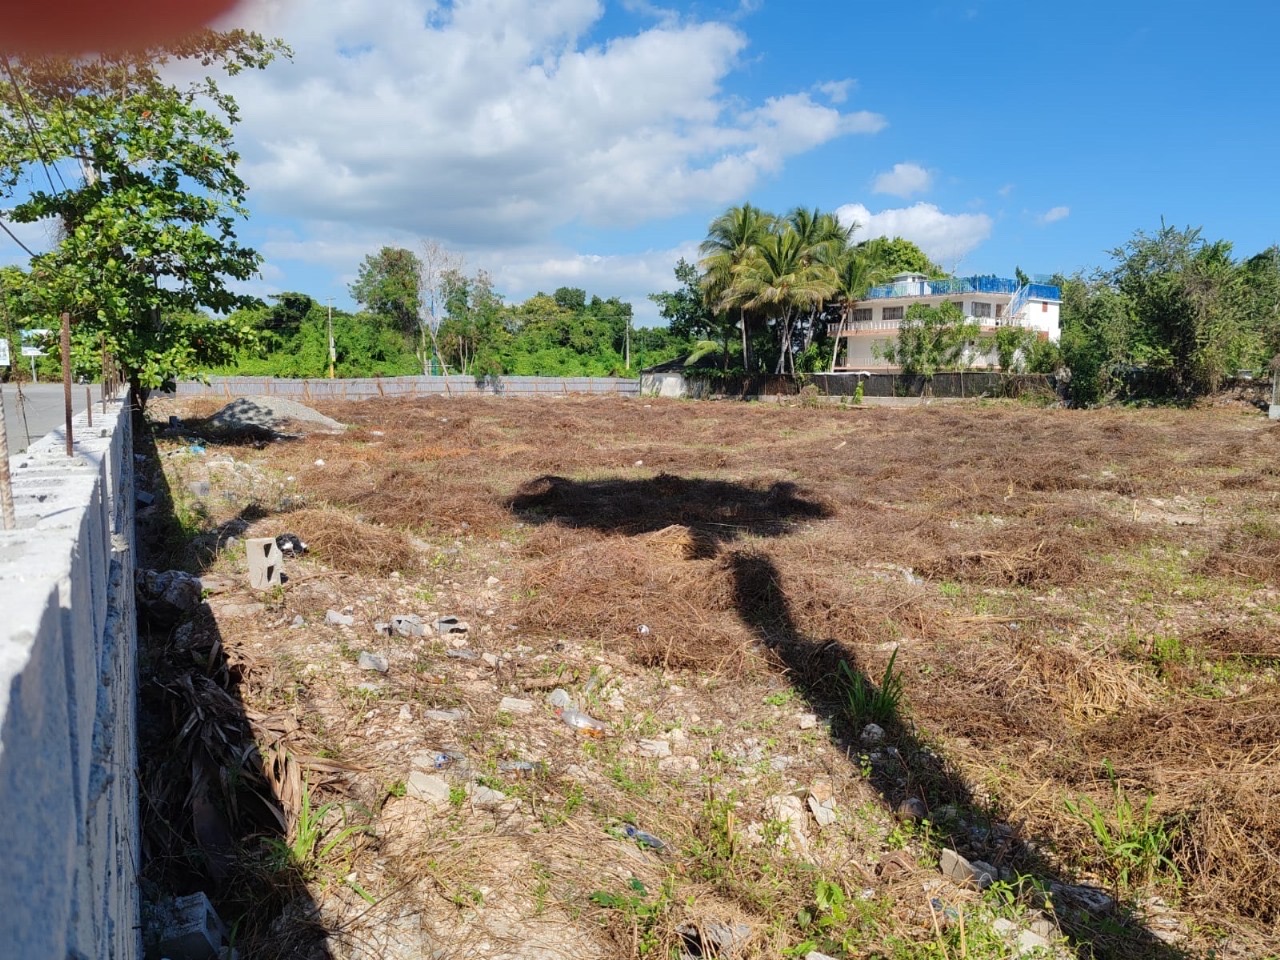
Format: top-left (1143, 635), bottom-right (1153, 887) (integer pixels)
top-left (150, 891), bottom-right (231, 960)
top-left (245, 537), bottom-right (282, 590)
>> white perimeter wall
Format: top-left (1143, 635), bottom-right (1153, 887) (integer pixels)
top-left (0, 398), bottom-right (139, 960)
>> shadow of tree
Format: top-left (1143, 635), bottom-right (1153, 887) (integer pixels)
top-left (509, 472), bottom-right (1189, 960)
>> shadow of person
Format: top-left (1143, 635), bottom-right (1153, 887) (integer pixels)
top-left (508, 472), bottom-right (1190, 960)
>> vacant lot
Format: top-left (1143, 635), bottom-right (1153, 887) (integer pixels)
top-left (140, 396), bottom-right (1280, 960)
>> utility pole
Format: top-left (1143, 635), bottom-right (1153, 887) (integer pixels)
top-left (326, 298), bottom-right (335, 379)
top-left (625, 313), bottom-right (631, 371)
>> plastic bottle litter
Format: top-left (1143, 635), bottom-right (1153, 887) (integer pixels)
top-left (556, 707), bottom-right (608, 737)
top-left (624, 824), bottom-right (667, 852)
top-left (433, 750), bottom-right (466, 769)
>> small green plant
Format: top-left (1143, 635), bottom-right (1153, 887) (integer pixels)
top-left (387, 779), bottom-right (407, 798)
top-left (839, 648), bottom-right (904, 726)
top-left (853, 381), bottom-right (864, 405)
top-left (448, 784), bottom-right (467, 808)
top-left (266, 778), bottom-right (370, 880)
top-left (1065, 761), bottom-right (1181, 892)
top-left (589, 877), bottom-right (672, 955)
top-left (764, 688), bottom-right (797, 707)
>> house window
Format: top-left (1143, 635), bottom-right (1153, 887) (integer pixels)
top-left (995, 303), bottom-right (1005, 319)
top-left (882, 306), bottom-right (904, 321)
top-left (1042, 302), bottom-right (1048, 312)
top-left (852, 308), bottom-right (872, 323)
top-left (971, 302), bottom-right (992, 319)
top-left (950, 300), bottom-right (964, 312)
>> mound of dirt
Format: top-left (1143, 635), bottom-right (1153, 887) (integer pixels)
top-left (207, 396), bottom-right (345, 433)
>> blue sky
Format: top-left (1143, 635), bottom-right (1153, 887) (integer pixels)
top-left (5, 0), bottom-right (1277, 325)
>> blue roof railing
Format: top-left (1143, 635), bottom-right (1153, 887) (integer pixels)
top-left (864, 276), bottom-right (1060, 301)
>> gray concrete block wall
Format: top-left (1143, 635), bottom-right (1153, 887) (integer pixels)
top-left (0, 400), bottom-right (140, 960)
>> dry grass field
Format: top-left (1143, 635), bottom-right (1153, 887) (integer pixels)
top-left (138, 395), bottom-right (1280, 960)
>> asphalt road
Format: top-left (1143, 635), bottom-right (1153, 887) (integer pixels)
top-left (1, 382), bottom-right (91, 453)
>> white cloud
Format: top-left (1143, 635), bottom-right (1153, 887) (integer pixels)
top-left (221, 0), bottom-right (885, 245)
top-left (835, 202), bottom-right (993, 263)
top-left (872, 162), bottom-right (933, 199)
top-left (1038, 205), bottom-right (1070, 224)
top-left (997, 183), bottom-right (1014, 198)
top-left (814, 79), bottom-right (855, 104)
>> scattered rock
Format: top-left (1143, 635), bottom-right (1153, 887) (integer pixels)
top-left (326, 609), bottom-right (355, 626)
top-left (806, 953), bottom-right (839, 960)
top-left (290, 614), bottom-right (304, 628)
top-left (763, 795), bottom-right (809, 852)
top-left (135, 568), bottom-right (203, 627)
top-left (638, 739), bottom-right (671, 758)
top-left (658, 755), bottom-right (700, 774)
top-left (896, 797), bottom-right (928, 823)
top-left (860, 723), bottom-right (885, 745)
top-left (435, 616), bottom-right (469, 635)
top-left (422, 709), bottom-right (466, 722)
top-left (939, 848), bottom-right (994, 890)
top-left (207, 599), bottom-right (267, 620)
top-left (358, 652), bottom-right (389, 673)
top-left (1049, 882), bottom-right (1115, 915)
top-left (406, 772), bottom-right (451, 806)
top-left (390, 614), bottom-right (426, 637)
top-left (807, 795), bottom-right (838, 828)
top-left (481, 652), bottom-right (501, 668)
top-left (467, 783), bottom-right (507, 808)
top-left (498, 696), bottom-right (534, 714)
top-left (797, 713), bottom-right (818, 730)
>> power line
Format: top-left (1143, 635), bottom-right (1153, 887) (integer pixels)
top-left (0, 217), bottom-right (36, 258)
top-left (0, 52), bottom-right (69, 195)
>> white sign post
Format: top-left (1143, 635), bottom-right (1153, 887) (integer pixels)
top-left (0, 338), bottom-right (9, 367)
top-left (19, 328), bottom-right (49, 383)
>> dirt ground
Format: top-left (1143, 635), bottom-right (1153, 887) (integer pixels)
top-left (137, 394), bottom-right (1280, 960)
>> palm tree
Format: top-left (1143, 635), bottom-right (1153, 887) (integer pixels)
top-left (699, 204), bottom-right (774, 372)
top-left (783, 208), bottom-right (854, 359)
top-left (828, 243), bottom-right (885, 371)
top-left (732, 225), bottom-right (837, 374)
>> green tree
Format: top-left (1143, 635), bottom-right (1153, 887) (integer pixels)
top-left (699, 203), bottom-right (775, 372)
top-left (0, 31), bottom-right (288, 409)
top-left (731, 224), bottom-right (837, 374)
top-left (857, 236), bottom-right (944, 277)
top-left (350, 246), bottom-right (423, 337)
top-left (876, 301), bottom-right (979, 381)
top-left (1105, 222), bottom-right (1252, 396)
top-left (649, 258), bottom-right (722, 365)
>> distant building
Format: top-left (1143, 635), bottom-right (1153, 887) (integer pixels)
top-left (830, 273), bottom-right (1062, 372)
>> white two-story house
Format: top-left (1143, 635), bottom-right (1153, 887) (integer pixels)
top-left (831, 273), bottom-right (1062, 372)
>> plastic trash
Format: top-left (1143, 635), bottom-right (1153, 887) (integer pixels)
top-left (188, 444), bottom-right (206, 455)
top-left (556, 707), bottom-right (608, 737)
top-left (433, 750), bottom-right (467, 769)
top-left (624, 824), bottom-right (667, 852)
top-left (547, 687), bottom-right (575, 709)
top-left (275, 533), bottom-right (307, 555)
